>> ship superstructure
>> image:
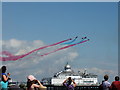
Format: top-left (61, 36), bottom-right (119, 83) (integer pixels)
top-left (42, 63), bottom-right (98, 86)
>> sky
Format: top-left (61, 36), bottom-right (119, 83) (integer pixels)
top-left (0, 2), bottom-right (118, 83)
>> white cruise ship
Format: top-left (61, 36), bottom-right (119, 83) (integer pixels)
top-left (42, 63), bottom-right (98, 86)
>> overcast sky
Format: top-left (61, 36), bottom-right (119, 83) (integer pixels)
top-left (1, 2), bottom-right (118, 83)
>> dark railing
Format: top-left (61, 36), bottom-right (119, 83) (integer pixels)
top-left (46, 85), bottom-right (99, 90)
top-left (8, 83), bottom-right (100, 90)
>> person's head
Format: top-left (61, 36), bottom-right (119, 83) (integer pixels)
top-left (1, 66), bottom-right (6, 73)
top-left (115, 76), bottom-right (119, 81)
top-left (104, 74), bottom-right (109, 81)
top-left (27, 75), bottom-right (36, 82)
top-left (67, 77), bottom-right (72, 85)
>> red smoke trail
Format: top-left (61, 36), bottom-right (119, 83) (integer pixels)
top-left (0, 38), bottom-right (74, 61)
top-left (39, 39), bottom-right (89, 57)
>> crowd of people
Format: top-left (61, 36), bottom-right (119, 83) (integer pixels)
top-left (99, 74), bottom-right (120, 90)
top-left (0, 66), bottom-right (47, 90)
top-left (0, 66), bottom-right (120, 90)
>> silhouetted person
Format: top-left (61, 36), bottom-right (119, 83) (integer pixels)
top-left (110, 76), bottom-right (120, 90)
top-left (99, 80), bottom-right (104, 90)
top-left (102, 75), bottom-right (111, 90)
top-left (63, 77), bottom-right (76, 90)
top-left (27, 75), bottom-right (47, 90)
top-left (0, 66), bottom-right (10, 90)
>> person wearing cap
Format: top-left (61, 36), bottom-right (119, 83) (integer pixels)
top-left (27, 75), bottom-right (47, 90)
top-left (110, 76), bottom-right (120, 90)
top-left (0, 66), bottom-right (10, 90)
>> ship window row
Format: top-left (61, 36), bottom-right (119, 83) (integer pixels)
top-left (83, 81), bottom-right (94, 83)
